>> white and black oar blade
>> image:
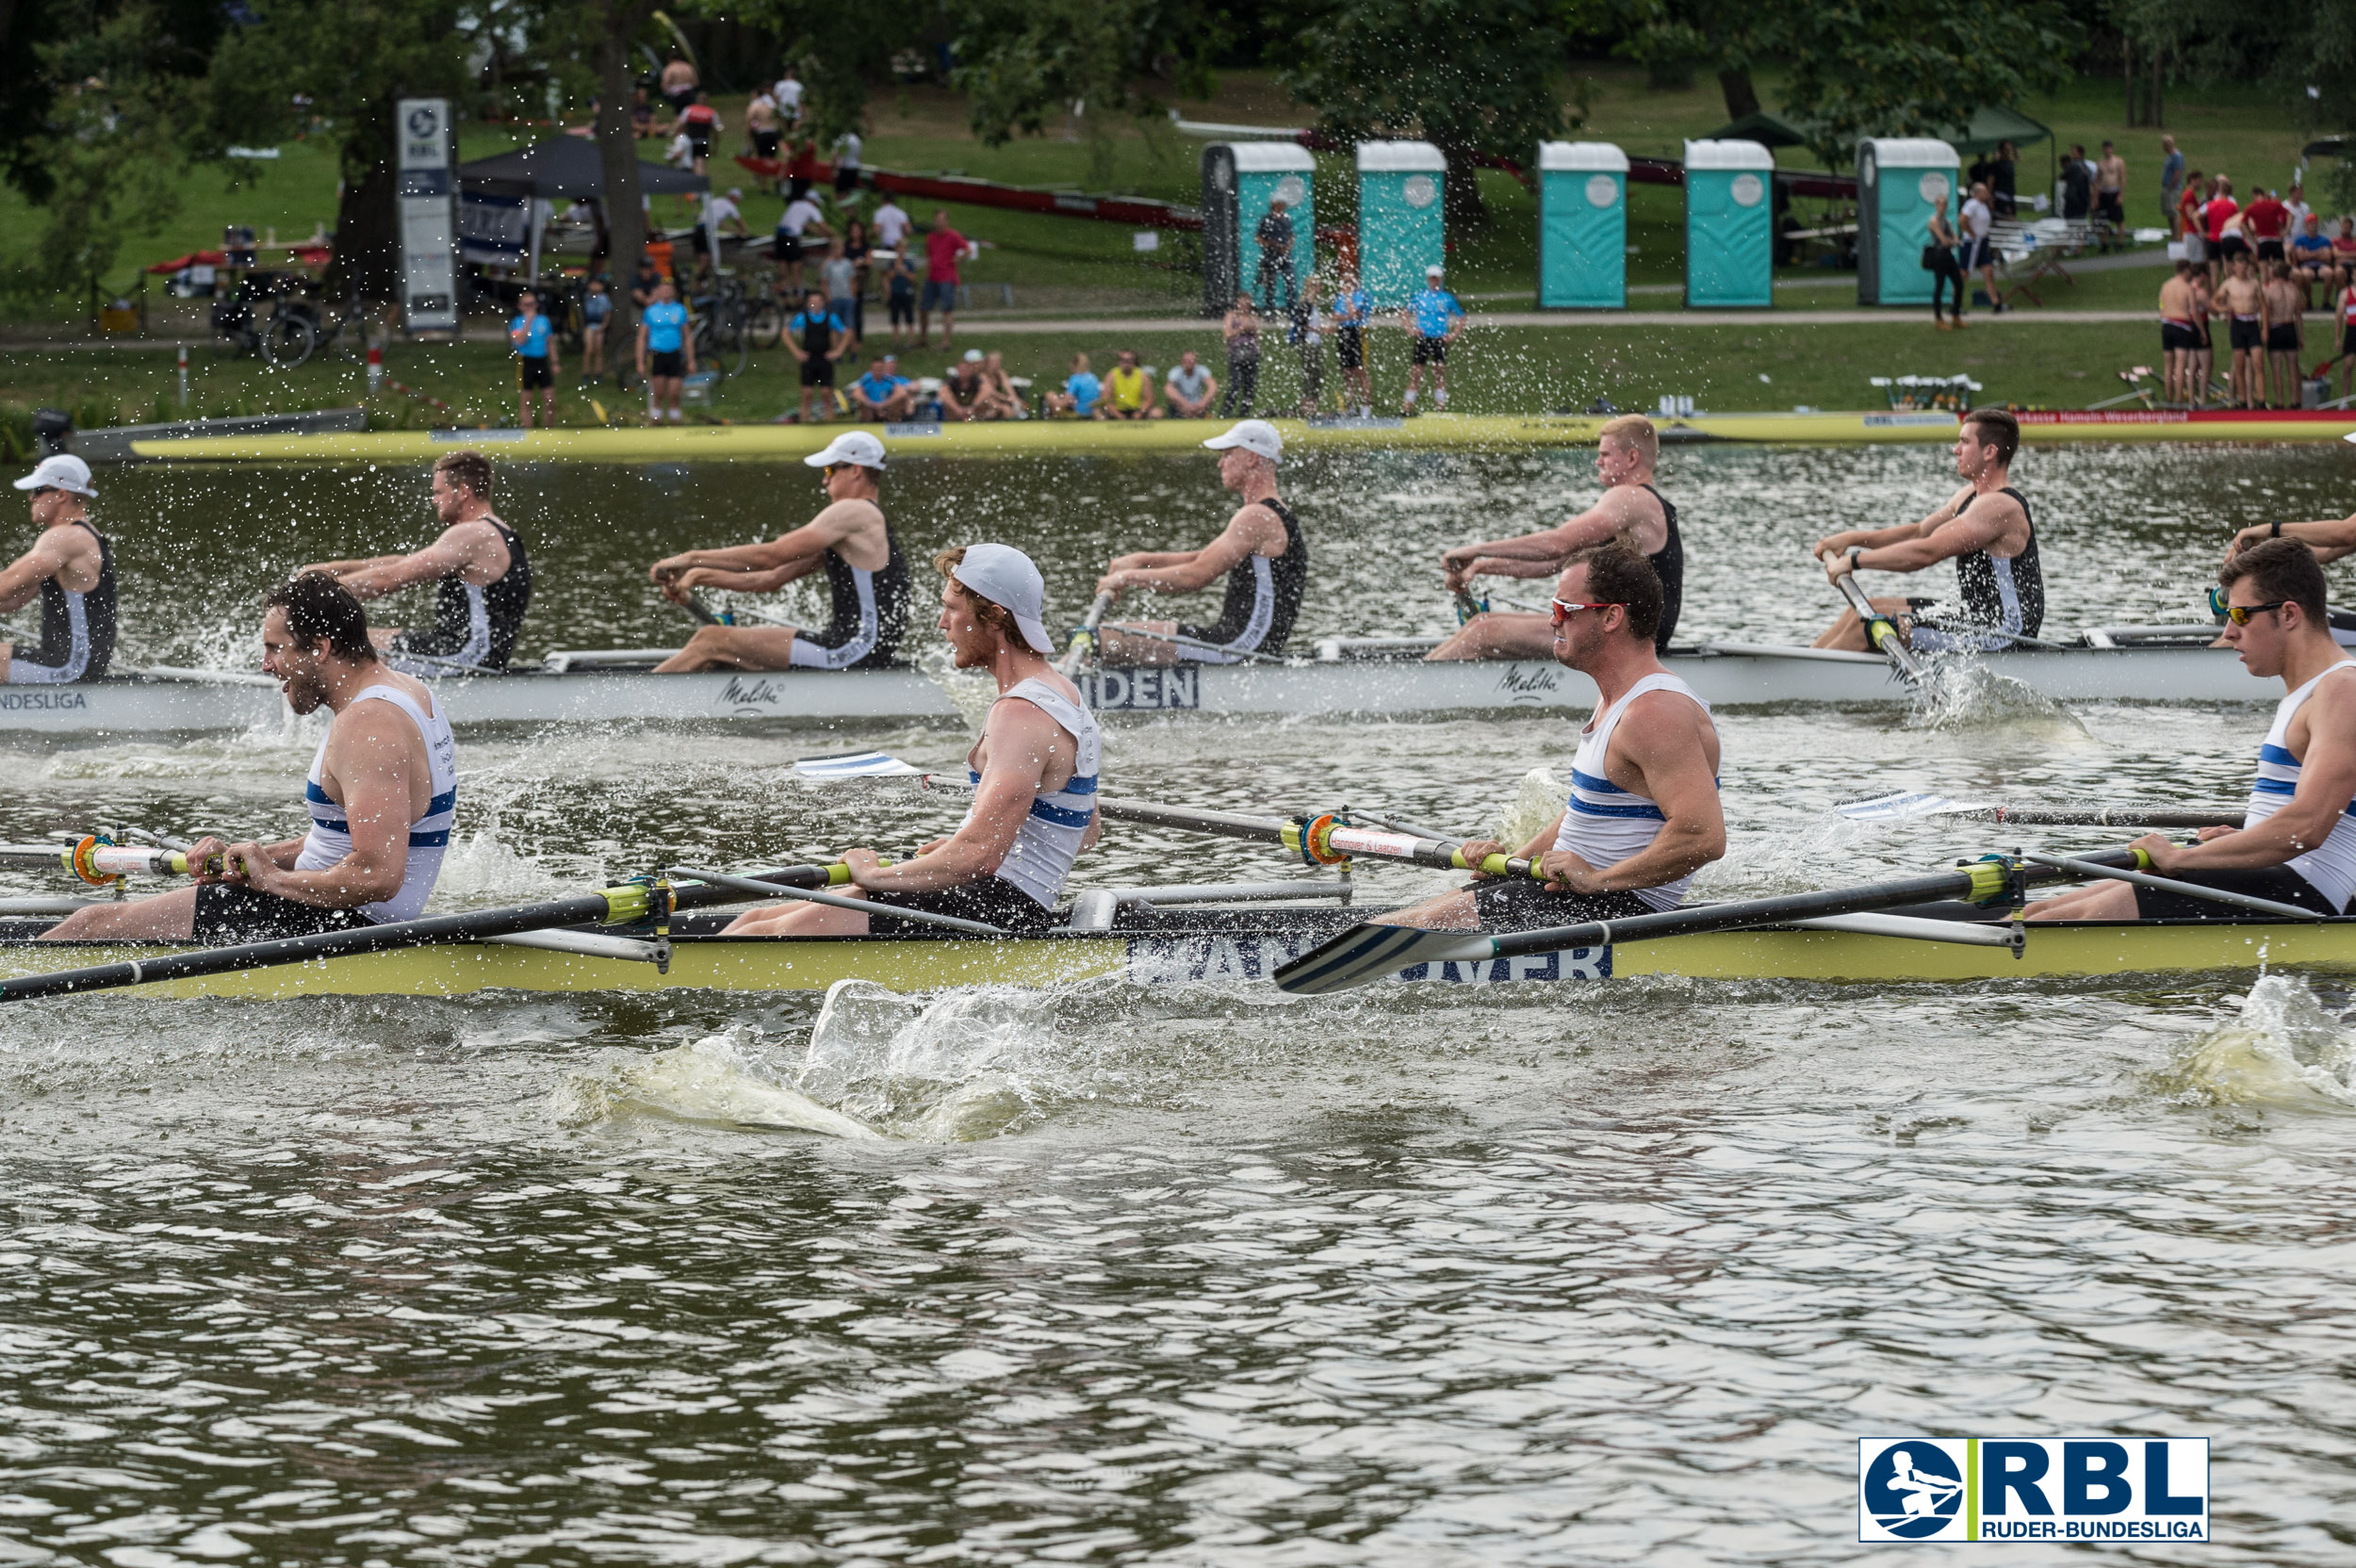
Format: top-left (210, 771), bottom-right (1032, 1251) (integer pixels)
top-left (794, 750), bottom-right (921, 780)
top-left (1835, 791), bottom-right (1988, 823)
top-left (1272, 923), bottom-right (1495, 996)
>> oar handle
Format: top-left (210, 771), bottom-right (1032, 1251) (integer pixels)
top-left (679, 592), bottom-right (723, 626)
top-left (1833, 569), bottom-right (1925, 681)
top-left (1057, 591), bottom-right (1115, 676)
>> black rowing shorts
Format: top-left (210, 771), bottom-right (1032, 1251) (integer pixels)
top-left (1412, 337), bottom-right (1447, 365)
top-left (191, 884), bottom-right (375, 943)
top-left (518, 356), bottom-right (554, 389)
top-left (863, 875), bottom-right (1056, 936)
top-left (2129, 865), bottom-right (2343, 921)
top-left (1335, 324), bottom-right (1364, 370)
top-left (1470, 877), bottom-right (1653, 933)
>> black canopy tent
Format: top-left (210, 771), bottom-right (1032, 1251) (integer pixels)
top-left (455, 137), bottom-right (710, 279)
top-left (1706, 106), bottom-right (2056, 205)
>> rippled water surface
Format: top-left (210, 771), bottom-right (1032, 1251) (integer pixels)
top-left (2, 442), bottom-right (2354, 1564)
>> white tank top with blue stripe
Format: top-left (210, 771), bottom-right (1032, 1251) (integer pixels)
top-left (1552, 671), bottom-right (1712, 912)
top-left (295, 683), bottom-right (460, 923)
top-left (2245, 660), bottom-right (2356, 911)
top-left (967, 676), bottom-right (1101, 907)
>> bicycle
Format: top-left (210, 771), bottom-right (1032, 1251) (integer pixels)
top-left (690, 282), bottom-right (750, 378)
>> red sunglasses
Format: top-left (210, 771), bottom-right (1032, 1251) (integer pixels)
top-left (1550, 598), bottom-right (1625, 626)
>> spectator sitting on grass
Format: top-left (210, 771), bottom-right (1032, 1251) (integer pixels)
top-left (849, 353), bottom-right (917, 421)
top-left (1163, 350), bottom-right (1217, 419)
top-left (1095, 350), bottom-right (1160, 420)
top-left (2292, 213), bottom-right (2335, 305)
top-left (1044, 352), bottom-right (1101, 418)
top-left (975, 351), bottom-right (1023, 421)
top-left (941, 350), bottom-right (988, 421)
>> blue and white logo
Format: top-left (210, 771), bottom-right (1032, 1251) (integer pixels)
top-left (1861, 1442), bottom-right (1966, 1539)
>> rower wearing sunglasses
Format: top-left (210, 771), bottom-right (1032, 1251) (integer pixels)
top-left (2029, 538), bottom-right (2356, 921)
top-left (1379, 539), bottom-right (1725, 933)
top-left (1808, 407), bottom-right (2042, 653)
top-left (1427, 413), bottom-right (1681, 659)
top-left (3, 455), bottom-right (115, 687)
top-left (649, 431), bottom-right (911, 673)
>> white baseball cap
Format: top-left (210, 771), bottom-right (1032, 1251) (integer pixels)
top-left (13, 454), bottom-right (95, 498)
top-left (1203, 418), bottom-right (1283, 464)
top-left (950, 543), bottom-right (1055, 654)
top-left (963, 349), bottom-right (984, 363)
top-left (1425, 264), bottom-right (1445, 278)
top-left (804, 430), bottom-right (887, 469)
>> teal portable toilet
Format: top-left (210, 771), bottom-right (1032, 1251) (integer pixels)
top-left (1683, 139), bottom-right (1775, 307)
top-left (1538, 140), bottom-right (1628, 308)
top-left (1200, 141), bottom-right (1317, 316)
top-left (1857, 138), bottom-right (1959, 306)
top-left (1357, 140), bottom-right (1446, 307)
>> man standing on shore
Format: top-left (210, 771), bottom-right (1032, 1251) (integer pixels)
top-left (2159, 136), bottom-right (2184, 231)
top-left (922, 210), bottom-right (970, 348)
top-left (2096, 141), bottom-right (2127, 247)
top-left (1254, 198), bottom-right (1297, 313)
top-left (1400, 265), bottom-right (1463, 416)
top-left (508, 288), bottom-right (559, 430)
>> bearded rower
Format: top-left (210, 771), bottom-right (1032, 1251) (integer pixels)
top-left (1383, 541), bottom-right (1725, 932)
top-left (1427, 414), bottom-right (1682, 658)
top-left (41, 575), bottom-right (459, 943)
top-left (2031, 538), bottom-right (2356, 921)
top-left (1811, 408), bottom-right (2043, 652)
top-left (725, 544), bottom-right (1099, 935)
top-left (1094, 419), bottom-right (1307, 665)
top-left (300, 449), bottom-right (533, 674)
top-left (2, 455), bottom-right (116, 686)
top-left (651, 431), bottom-right (911, 673)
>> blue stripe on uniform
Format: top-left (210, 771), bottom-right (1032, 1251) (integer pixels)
top-left (1027, 800), bottom-right (1096, 828)
top-left (2260, 743), bottom-right (2299, 766)
top-left (1570, 799), bottom-right (1667, 821)
top-left (2252, 776), bottom-right (2298, 794)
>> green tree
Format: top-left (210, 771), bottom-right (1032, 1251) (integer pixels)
top-left (2117, 0), bottom-right (2356, 207)
top-left (945, 0), bottom-right (1216, 185)
top-left (1605, 0), bottom-right (1769, 121)
top-left (1282, 0), bottom-right (1578, 227)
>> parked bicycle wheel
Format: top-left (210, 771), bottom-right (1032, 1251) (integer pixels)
top-left (747, 296), bottom-right (783, 349)
top-left (263, 308), bottom-right (320, 368)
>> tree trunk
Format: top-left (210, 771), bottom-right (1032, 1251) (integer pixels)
top-left (1437, 141), bottom-right (1489, 230)
top-left (2124, 41), bottom-right (2137, 126)
top-left (326, 95), bottom-right (401, 303)
top-left (597, 12), bottom-right (651, 325)
top-left (1717, 69), bottom-right (1759, 123)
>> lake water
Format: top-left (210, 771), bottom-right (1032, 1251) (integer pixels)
top-left (2, 439), bottom-right (2352, 1564)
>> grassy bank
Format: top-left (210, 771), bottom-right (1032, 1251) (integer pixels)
top-left (0, 318), bottom-right (2175, 452)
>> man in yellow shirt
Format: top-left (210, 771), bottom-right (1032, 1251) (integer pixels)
top-left (1093, 349), bottom-right (1163, 420)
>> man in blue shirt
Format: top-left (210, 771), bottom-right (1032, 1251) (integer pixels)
top-left (1400, 264), bottom-right (1464, 416)
top-left (509, 289), bottom-right (561, 429)
top-left (1331, 267), bottom-right (1374, 417)
top-left (634, 279), bottom-right (695, 424)
top-left (848, 352), bottom-right (917, 421)
top-left (2292, 213), bottom-right (2335, 306)
top-left (787, 289), bottom-right (852, 423)
top-left (1045, 352), bottom-right (1101, 417)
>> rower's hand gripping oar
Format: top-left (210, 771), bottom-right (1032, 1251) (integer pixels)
top-left (1057, 591), bottom-right (1114, 676)
top-left (1833, 568), bottom-right (1926, 683)
top-left (0, 861), bottom-right (866, 1003)
top-left (1269, 850), bottom-right (2144, 996)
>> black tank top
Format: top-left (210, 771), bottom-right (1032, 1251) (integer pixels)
top-left (1953, 486), bottom-right (2043, 636)
top-left (32, 520), bottom-right (115, 680)
top-left (1637, 482), bottom-right (1682, 651)
top-left (416, 518), bottom-right (532, 667)
top-left (1202, 497), bottom-right (1306, 653)
top-left (799, 311), bottom-right (836, 357)
top-left (814, 523), bottom-right (910, 667)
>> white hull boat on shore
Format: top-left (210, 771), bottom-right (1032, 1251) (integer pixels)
top-left (0, 629), bottom-right (2253, 736)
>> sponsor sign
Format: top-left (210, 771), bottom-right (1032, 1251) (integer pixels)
top-left (1858, 1438), bottom-right (2208, 1544)
top-left (396, 98), bottom-right (459, 333)
top-left (1862, 412), bottom-right (1960, 428)
top-left (0, 690), bottom-right (91, 714)
top-left (1125, 936), bottom-right (1608, 985)
top-left (1079, 666), bottom-right (1202, 711)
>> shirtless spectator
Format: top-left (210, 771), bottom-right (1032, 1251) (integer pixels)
top-left (2263, 260), bottom-right (2307, 410)
top-left (2095, 140), bottom-right (2126, 246)
top-left (2159, 260), bottom-right (2202, 406)
top-left (659, 55), bottom-right (697, 117)
top-left (973, 351), bottom-right (1023, 420)
top-left (2190, 262), bottom-right (2218, 406)
top-left (1163, 350), bottom-right (1218, 418)
top-left (2217, 252), bottom-right (2266, 409)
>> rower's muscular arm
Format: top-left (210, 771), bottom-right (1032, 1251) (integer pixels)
top-left (650, 508), bottom-right (861, 594)
top-left (853, 700), bottom-right (1069, 892)
top-left (0, 531), bottom-right (74, 612)
top-left (1100, 508), bottom-right (1281, 596)
top-left (1445, 491), bottom-right (1658, 575)
top-left (330, 525), bottom-right (505, 599)
top-left (2146, 678), bottom-right (2356, 874)
top-left (229, 709), bottom-right (416, 907)
top-left (2229, 515), bottom-right (2356, 565)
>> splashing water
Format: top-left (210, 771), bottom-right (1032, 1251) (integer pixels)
top-left (1905, 659), bottom-right (2092, 739)
top-left (1497, 765), bottom-right (1563, 850)
top-left (2162, 974), bottom-right (2356, 1107)
top-left (554, 1030), bottom-right (884, 1139)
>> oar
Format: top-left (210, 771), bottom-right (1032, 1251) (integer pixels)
top-left (1837, 792), bottom-right (2239, 828)
top-left (1269, 851), bottom-right (2135, 996)
top-left (1833, 570), bottom-right (1925, 683)
top-left (1101, 623), bottom-right (1284, 665)
top-left (793, 752), bottom-right (1546, 879)
top-left (667, 864), bottom-right (1006, 934)
top-left (0, 840), bottom-right (226, 883)
top-left (0, 862), bottom-right (857, 1003)
top-left (1056, 591), bottom-right (1114, 676)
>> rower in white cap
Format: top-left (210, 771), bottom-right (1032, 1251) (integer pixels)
top-left (648, 430), bottom-right (911, 673)
top-left (724, 542), bottom-right (1102, 936)
top-left (1400, 263), bottom-right (1464, 416)
top-left (2, 453), bottom-right (116, 686)
top-left (1091, 418), bottom-right (1307, 666)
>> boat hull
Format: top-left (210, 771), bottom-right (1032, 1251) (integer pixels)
top-left (5, 917), bottom-right (2347, 999)
top-left (119, 407), bottom-right (2356, 465)
top-left (0, 644), bottom-right (2260, 736)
